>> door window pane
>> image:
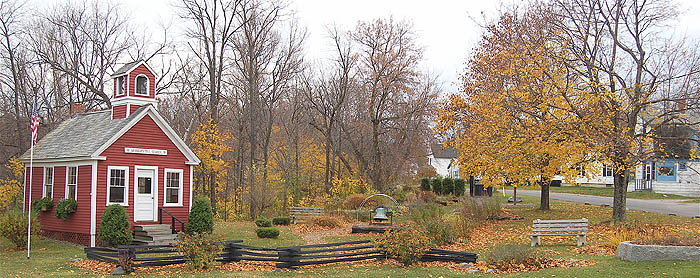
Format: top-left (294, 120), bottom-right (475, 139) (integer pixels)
top-left (138, 177), bottom-right (152, 194)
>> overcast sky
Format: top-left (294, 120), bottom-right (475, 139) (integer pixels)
top-left (49, 0), bottom-right (700, 94)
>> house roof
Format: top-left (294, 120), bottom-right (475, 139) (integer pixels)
top-left (19, 105), bottom-right (200, 165)
top-left (112, 61), bottom-right (142, 77)
top-left (430, 144), bottom-right (458, 159)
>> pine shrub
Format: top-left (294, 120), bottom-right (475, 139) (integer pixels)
top-left (98, 204), bottom-right (132, 246)
top-left (431, 177), bottom-right (442, 195)
top-left (255, 218), bottom-right (272, 227)
top-left (420, 178), bottom-right (431, 191)
top-left (186, 198), bottom-right (214, 235)
top-left (0, 209), bottom-right (41, 248)
top-left (32, 197), bottom-right (53, 212)
top-left (454, 178), bottom-right (466, 196)
top-left (272, 217), bottom-right (291, 225)
top-left (442, 177), bottom-right (454, 195)
top-left (256, 227), bottom-right (280, 238)
top-left (55, 198), bottom-right (77, 221)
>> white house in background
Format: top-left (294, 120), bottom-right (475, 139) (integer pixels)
top-left (428, 144), bottom-right (460, 178)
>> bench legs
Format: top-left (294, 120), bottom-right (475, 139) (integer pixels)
top-left (292, 216), bottom-right (297, 225)
top-left (530, 235), bottom-right (541, 247)
top-left (577, 234), bottom-right (586, 247)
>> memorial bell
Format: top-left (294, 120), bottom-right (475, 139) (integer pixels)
top-left (373, 206), bottom-right (389, 221)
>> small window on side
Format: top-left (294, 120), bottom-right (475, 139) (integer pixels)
top-left (135, 75), bottom-right (148, 96)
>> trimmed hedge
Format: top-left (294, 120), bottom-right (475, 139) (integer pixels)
top-left (256, 227), bottom-right (280, 238)
top-left (55, 198), bottom-right (77, 221)
top-left (431, 177), bottom-right (442, 194)
top-left (272, 217), bottom-right (291, 225)
top-left (420, 178), bottom-right (431, 191)
top-left (98, 204), bottom-right (132, 246)
top-left (186, 198), bottom-right (214, 235)
top-left (442, 177), bottom-right (454, 195)
top-left (255, 218), bottom-right (272, 227)
top-left (454, 178), bottom-right (466, 196)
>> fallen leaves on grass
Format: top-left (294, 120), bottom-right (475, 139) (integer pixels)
top-left (71, 259), bottom-right (115, 274)
top-left (219, 261), bottom-right (282, 272)
top-left (570, 245), bottom-right (616, 256)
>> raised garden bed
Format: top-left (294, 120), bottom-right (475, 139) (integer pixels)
top-left (617, 241), bottom-right (700, 262)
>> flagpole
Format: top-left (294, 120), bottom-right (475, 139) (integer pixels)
top-left (27, 136), bottom-right (33, 259)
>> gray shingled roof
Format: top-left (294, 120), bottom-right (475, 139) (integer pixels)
top-left (112, 61), bottom-right (142, 77)
top-left (19, 106), bottom-right (147, 161)
top-left (430, 144), bottom-right (458, 159)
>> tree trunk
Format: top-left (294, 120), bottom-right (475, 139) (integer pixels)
top-left (539, 178), bottom-right (550, 210)
top-left (613, 168), bottom-right (628, 223)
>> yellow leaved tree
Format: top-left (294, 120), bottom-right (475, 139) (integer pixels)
top-left (0, 157), bottom-right (25, 211)
top-left (436, 6), bottom-right (589, 210)
top-left (191, 119), bottom-right (232, 216)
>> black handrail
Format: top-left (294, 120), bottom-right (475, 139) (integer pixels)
top-left (158, 207), bottom-right (185, 234)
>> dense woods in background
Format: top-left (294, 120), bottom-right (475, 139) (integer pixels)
top-left (0, 0), bottom-right (438, 218)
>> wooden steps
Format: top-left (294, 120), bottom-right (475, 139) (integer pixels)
top-left (132, 224), bottom-right (177, 245)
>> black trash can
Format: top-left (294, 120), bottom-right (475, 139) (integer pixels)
top-left (550, 180), bottom-right (562, 187)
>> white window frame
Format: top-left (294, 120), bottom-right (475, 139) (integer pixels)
top-left (106, 166), bottom-right (129, 206)
top-left (116, 76), bottom-right (125, 96)
top-left (602, 164), bottom-right (614, 177)
top-left (134, 74), bottom-right (149, 96)
top-left (43, 167), bottom-right (54, 198)
top-left (65, 166), bottom-right (78, 201)
top-left (163, 168), bottom-right (183, 207)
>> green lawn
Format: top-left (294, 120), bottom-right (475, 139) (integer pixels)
top-left (507, 185), bottom-right (700, 201)
top-left (1, 196), bottom-right (699, 277)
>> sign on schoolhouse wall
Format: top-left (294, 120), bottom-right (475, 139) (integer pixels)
top-left (124, 147), bottom-right (168, 156)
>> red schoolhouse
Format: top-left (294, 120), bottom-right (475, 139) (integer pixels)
top-left (20, 61), bottom-right (200, 247)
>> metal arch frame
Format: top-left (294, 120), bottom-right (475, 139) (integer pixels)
top-left (357, 193), bottom-right (399, 210)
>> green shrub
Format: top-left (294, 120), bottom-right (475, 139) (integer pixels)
top-left (32, 197), bottom-right (53, 212)
top-left (454, 178), bottom-right (466, 196)
top-left (308, 215), bottom-right (341, 228)
top-left (375, 225), bottom-right (432, 266)
top-left (410, 203), bottom-right (454, 245)
top-left (420, 178), bottom-right (431, 191)
top-left (176, 232), bottom-right (224, 269)
top-left (98, 204), bottom-right (132, 246)
top-left (256, 227), bottom-right (280, 238)
top-left (272, 217), bottom-right (291, 225)
top-left (431, 177), bottom-right (442, 195)
top-left (55, 198), bottom-right (77, 221)
top-left (485, 243), bottom-right (535, 267)
top-left (255, 218), bottom-right (272, 227)
top-left (187, 198), bottom-right (214, 235)
top-left (0, 209), bottom-right (41, 248)
top-left (441, 177), bottom-right (454, 195)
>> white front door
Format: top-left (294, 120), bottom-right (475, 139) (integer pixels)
top-left (134, 168), bottom-right (156, 221)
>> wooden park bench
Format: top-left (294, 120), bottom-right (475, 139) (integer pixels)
top-left (289, 206), bottom-right (323, 224)
top-left (529, 218), bottom-right (588, 247)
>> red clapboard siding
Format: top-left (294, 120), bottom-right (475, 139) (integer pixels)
top-left (24, 165), bottom-right (91, 235)
top-left (127, 64), bottom-right (155, 98)
top-left (96, 114), bottom-right (190, 233)
top-left (113, 105), bottom-right (127, 119)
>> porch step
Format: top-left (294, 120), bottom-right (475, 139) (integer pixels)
top-left (132, 224), bottom-right (178, 246)
top-left (134, 224), bottom-right (171, 232)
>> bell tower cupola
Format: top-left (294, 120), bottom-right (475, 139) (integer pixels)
top-left (111, 60), bottom-right (158, 119)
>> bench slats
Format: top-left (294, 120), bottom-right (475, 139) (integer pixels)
top-left (533, 223), bottom-right (588, 228)
top-left (533, 228), bottom-right (587, 232)
top-left (530, 233), bottom-right (584, 237)
top-left (533, 219), bottom-right (587, 224)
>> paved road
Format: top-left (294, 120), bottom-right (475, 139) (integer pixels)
top-left (511, 189), bottom-right (700, 218)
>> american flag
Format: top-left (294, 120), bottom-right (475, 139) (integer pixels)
top-left (31, 105), bottom-right (39, 144)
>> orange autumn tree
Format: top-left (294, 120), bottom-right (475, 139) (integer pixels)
top-left (436, 6), bottom-right (588, 210)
